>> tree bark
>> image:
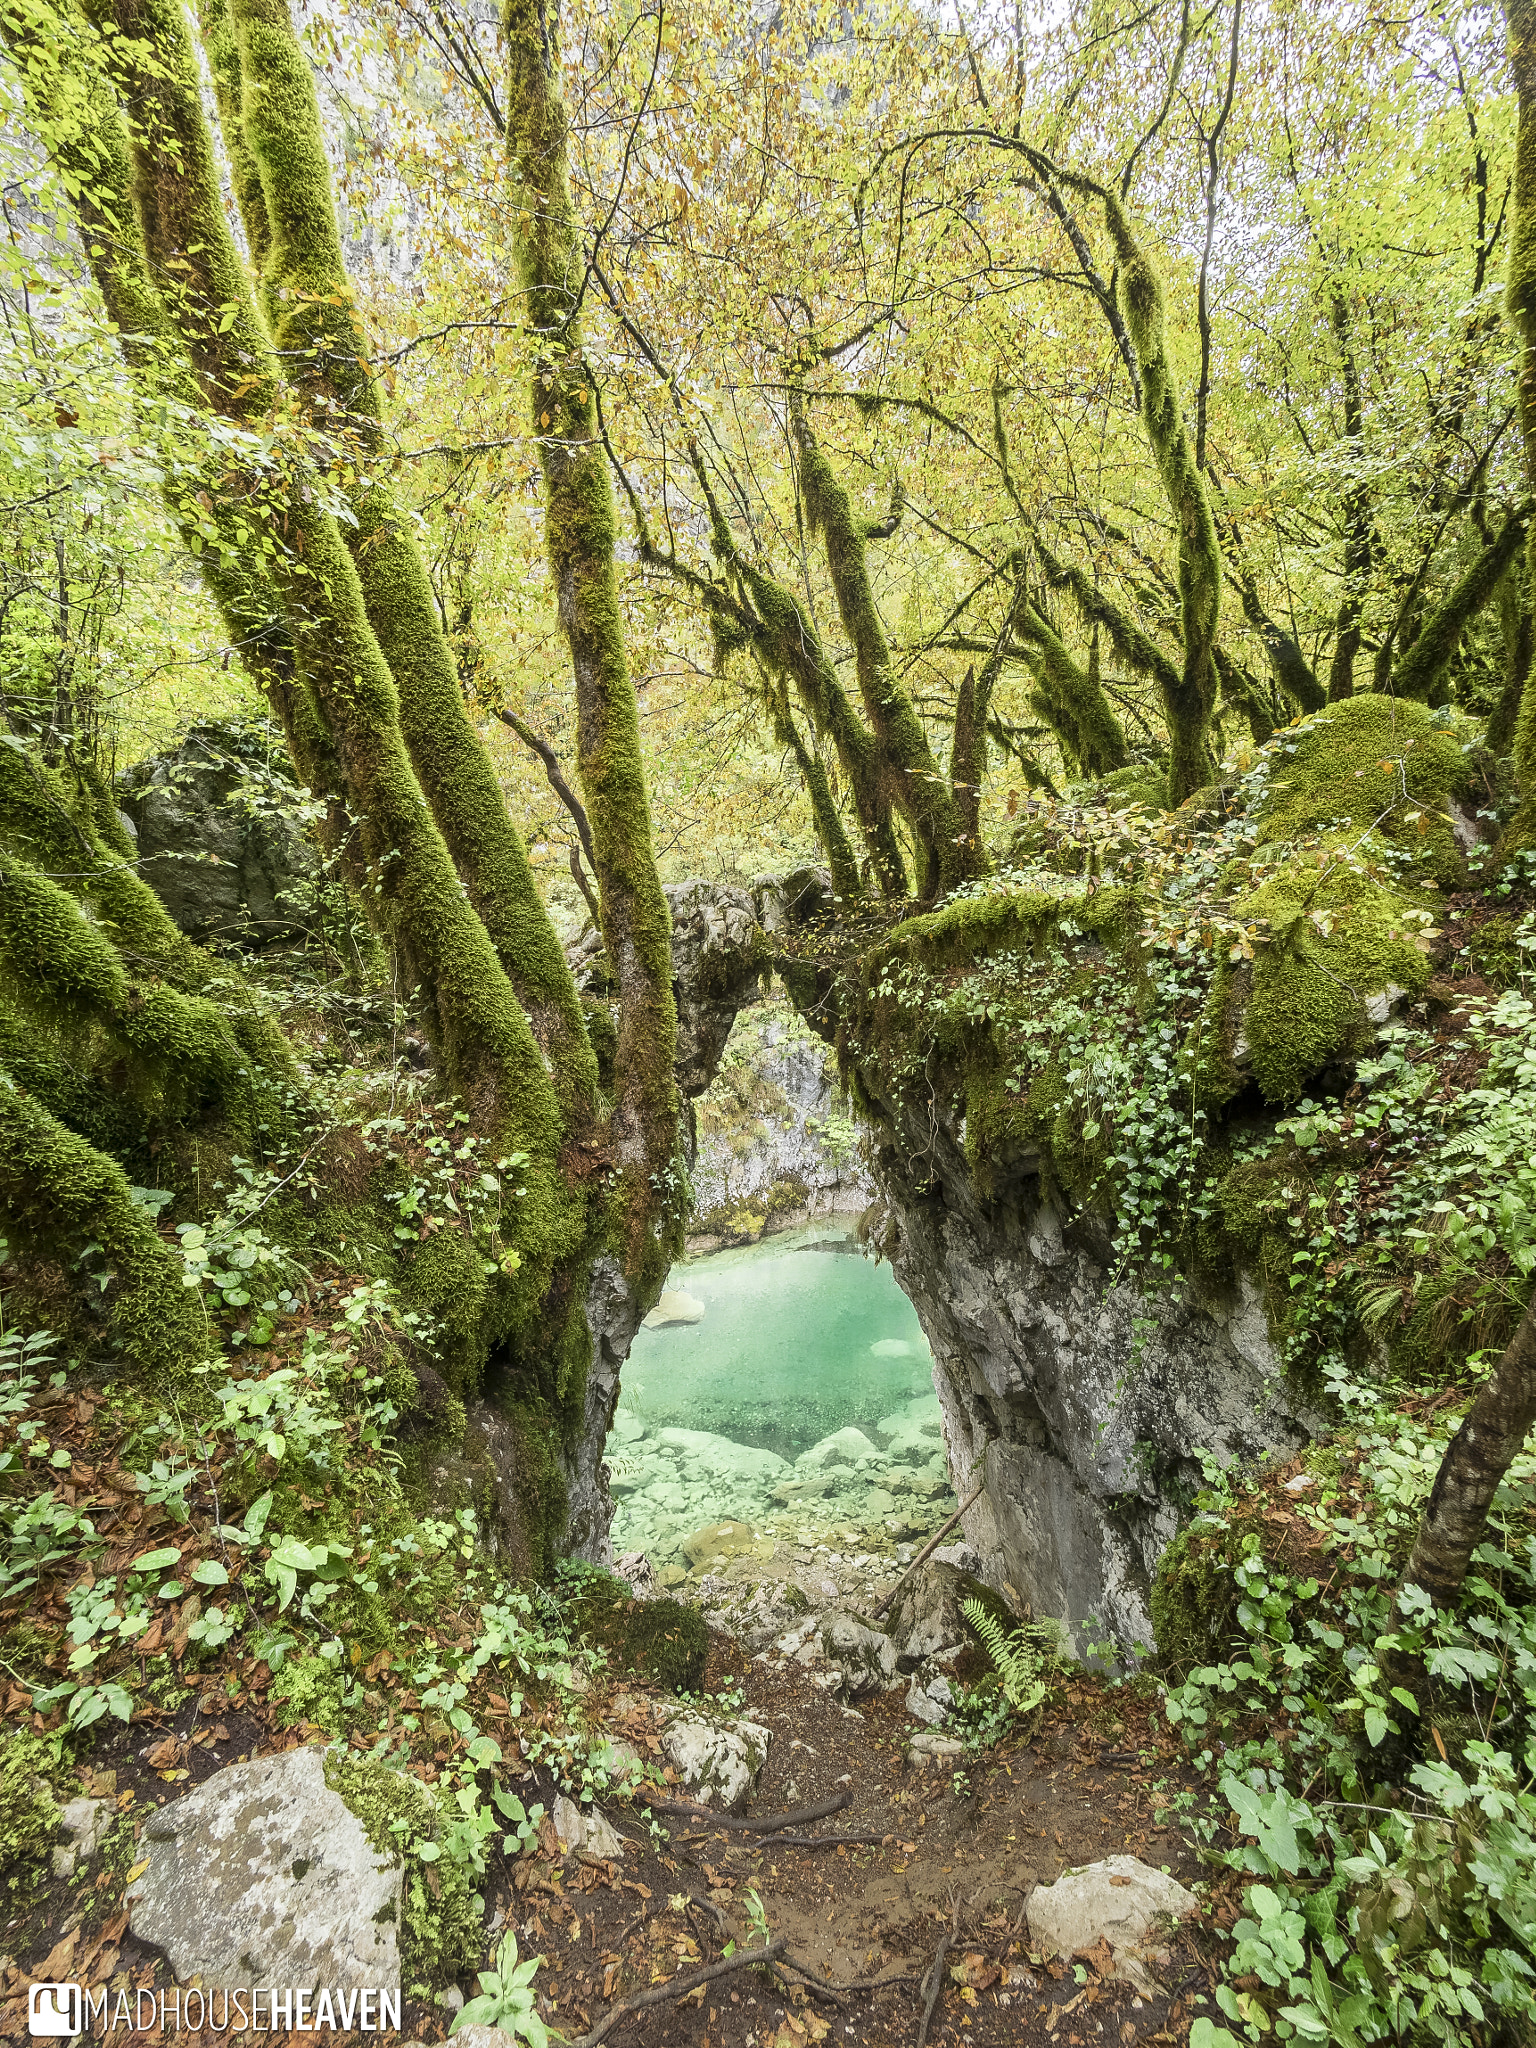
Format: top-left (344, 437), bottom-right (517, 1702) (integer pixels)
top-left (211, 0), bottom-right (597, 1114)
top-left (1390, 510), bottom-right (1529, 702)
top-left (1102, 194), bottom-right (1223, 803)
top-left (790, 391), bottom-right (980, 899)
top-left (1506, 0), bottom-right (1536, 845)
top-left (1327, 288), bottom-right (1375, 702)
top-left (502, 0), bottom-right (679, 1254)
top-left (1394, 1293), bottom-right (1536, 1615)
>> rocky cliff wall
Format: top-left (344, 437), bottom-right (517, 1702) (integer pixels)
top-left (687, 996), bottom-right (873, 1249)
top-left (856, 1105), bottom-right (1320, 1658)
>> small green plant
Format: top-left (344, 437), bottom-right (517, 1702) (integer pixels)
top-left (962, 1597), bottom-right (1055, 1714)
top-left (449, 1932), bottom-right (547, 2046)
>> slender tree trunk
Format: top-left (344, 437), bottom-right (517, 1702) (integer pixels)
top-left (1506, 0), bottom-right (1536, 844)
top-left (1102, 194), bottom-right (1222, 803)
top-left (1394, 1294), bottom-right (1536, 1615)
top-left (1327, 288), bottom-right (1375, 702)
top-left (790, 392), bottom-right (979, 898)
top-left (1391, 511), bottom-right (1529, 702)
top-left (502, 0), bottom-right (678, 1252)
top-left (1017, 608), bottom-right (1130, 775)
top-left (1489, 564), bottom-right (1534, 756)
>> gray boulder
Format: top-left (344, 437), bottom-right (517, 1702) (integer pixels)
top-left (660, 1711), bottom-right (770, 1813)
top-left (884, 1561), bottom-right (970, 1671)
top-left (1026, 1855), bottom-right (1197, 1991)
top-left (126, 1747), bottom-right (401, 1990)
top-left (821, 1611), bottom-right (899, 1695)
top-left (905, 1673), bottom-right (953, 1725)
top-left (119, 718), bottom-right (320, 945)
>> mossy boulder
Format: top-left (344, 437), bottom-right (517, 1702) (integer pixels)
top-left (1148, 1520), bottom-right (1245, 1677)
top-left (565, 1571), bottom-right (709, 1692)
top-left (326, 1751), bottom-right (480, 1987)
top-left (1246, 696), bottom-right (1480, 886)
top-left (1214, 698), bottom-right (1483, 1104)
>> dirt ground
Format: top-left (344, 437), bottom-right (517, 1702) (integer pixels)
top-left (0, 1624), bottom-right (1230, 2048)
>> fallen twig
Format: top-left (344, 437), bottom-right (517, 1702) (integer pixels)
top-left (566, 1937), bottom-right (787, 2048)
top-left (915, 1900), bottom-right (960, 2048)
top-left (754, 1830), bottom-right (901, 1849)
top-left (773, 1957), bottom-right (851, 2008)
top-left (652, 1789), bottom-right (850, 1832)
top-left (871, 1485), bottom-right (986, 1619)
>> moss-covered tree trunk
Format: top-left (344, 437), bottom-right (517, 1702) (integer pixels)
top-left (1327, 288), bottom-right (1374, 703)
top-left (790, 392), bottom-right (980, 899)
top-left (1102, 195), bottom-right (1222, 804)
top-left (77, 0), bottom-right (584, 1312)
top-left (202, 0), bottom-right (597, 1117)
top-left (502, 0), bottom-right (678, 1251)
top-left (1388, 1293), bottom-right (1536, 1651)
top-left (1503, 0), bottom-right (1536, 845)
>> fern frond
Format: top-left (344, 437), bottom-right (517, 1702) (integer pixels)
top-left (962, 1596), bottom-right (1052, 1716)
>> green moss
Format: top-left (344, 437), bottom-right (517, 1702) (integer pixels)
top-left (1247, 697), bottom-right (1478, 887)
top-left (1149, 1521), bottom-right (1243, 1678)
top-left (0, 1727), bottom-right (61, 1908)
top-left (1100, 763), bottom-right (1170, 811)
top-left (1234, 855), bottom-right (1433, 1103)
top-left (791, 395), bottom-right (977, 897)
top-left (223, 0), bottom-right (598, 1117)
top-left (1018, 608), bottom-right (1130, 778)
top-left (269, 1652), bottom-right (354, 1736)
top-left (326, 1751), bottom-right (481, 1986)
top-left (1468, 913), bottom-right (1526, 988)
top-left (1102, 193), bottom-right (1222, 805)
top-left (566, 1572), bottom-right (708, 1692)
top-left (0, 1072), bottom-right (207, 1377)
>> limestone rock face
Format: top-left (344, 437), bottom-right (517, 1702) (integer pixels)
top-left (660, 1711), bottom-right (771, 1812)
top-left (126, 1747), bottom-right (401, 1990)
top-left (836, 1059), bottom-right (1322, 1655)
top-left (1027, 1856), bottom-right (1197, 1990)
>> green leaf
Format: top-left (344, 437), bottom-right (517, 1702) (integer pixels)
top-left (1189, 2021), bottom-right (1247, 2048)
top-left (1363, 1707), bottom-right (1390, 1746)
top-left (132, 1547), bottom-right (183, 1574)
top-left (191, 1559), bottom-right (230, 1586)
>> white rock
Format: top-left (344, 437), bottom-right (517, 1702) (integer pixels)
top-left (643, 1289), bottom-right (706, 1327)
top-left (582, 1810), bottom-right (625, 1861)
top-left (931, 1542), bottom-right (982, 1574)
top-left (127, 1747), bottom-right (401, 1990)
top-left (905, 1673), bottom-right (953, 1725)
top-left (552, 1794), bottom-right (585, 1852)
top-left (1027, 1856), bottom-right (1197, 1992)
top-left (797, 1427), bottom-right (881, 1472)
top-left (660, 1712), bottom-right (771, 1813)
top-left (52, 1794), bottom-right (113, 1878)
top-left (909, 1729), bottom-right (966, 1760)
top-left (613, 1551), bottom-right (659, 1597)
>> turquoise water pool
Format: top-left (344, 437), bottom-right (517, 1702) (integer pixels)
top-left (608, 1229), bottom-right (951, 1570)
top-left (615, 1228), bottom-right (935, 1459)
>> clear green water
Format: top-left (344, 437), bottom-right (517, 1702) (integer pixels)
top-left (615, 1228), bottom-right (935, 1462)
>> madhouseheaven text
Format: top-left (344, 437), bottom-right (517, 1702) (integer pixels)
top-left (56, 1986), bottom-right (401, 2031)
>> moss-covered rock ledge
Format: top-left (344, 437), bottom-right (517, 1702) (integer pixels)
top-left (776, 699), bottom-right (1533, 1655)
